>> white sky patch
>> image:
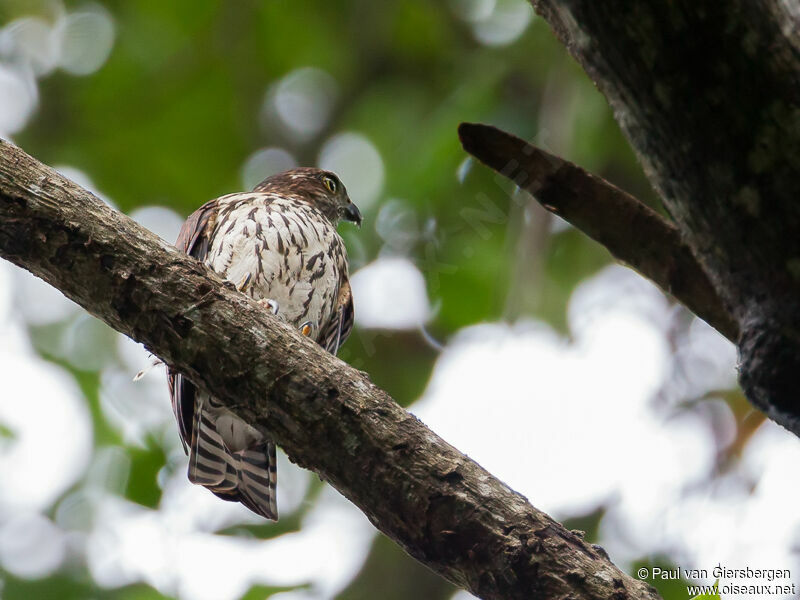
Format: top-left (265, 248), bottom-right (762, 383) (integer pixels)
top-left (413, 266), bottom-right (674, 516)
top-left (117, 334), bottom-right (159, 375)
top-left (0, 258), bottom-right (14, 319)
top-left (447, 0), bottom-right (496, 22)
top-left (0, 264), bottom-right (93, 513)
top-left (264, 67), bottom-right (337, 142)
top-left (56, 4), bottom-right (116, 76)
top-left (0, 62), bottom-right (37, 137)
top-left (129, 206), bottom-right (185, 245)
top-left (0, 4), bottom-right (115, 77)
top-left (0, 263), bottom-right (90, 579)
top-left (241, 147), bottom-right (298, 191)
top-left (60, 312), bottom-right (119, 372)
top-left (351, 256), bottom-right (430, 329)
top-left (0, 3), bottom-right (115, 137)
top-left (414, 264), bottom-right (800, 582)
top-left (86, 484), bottom-right (375, 600)
top-left (671, 316), bottom-right (739, 400)
top-left (319, 132), bottom-right (384, 210)
top-left (374, 199), bottom-right (420, 254)
top-left (413, 312), bottom-right (675, 516)
top-left (0, 16), bottom-right (59, 76)
top-left (449, 0), bottom-right (534, 46)
top-left (100, 364), bottom-right (173, 448)
top-left (0, 337), bottom-right (93, 512)
top-left (10, 263), bottom-right (80, 325)
top-left (668, 423), bottom-right (800, 577)
top-left (0, 512), bottom-right (67, 578)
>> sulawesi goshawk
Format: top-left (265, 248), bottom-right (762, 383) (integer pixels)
top-left (167, 168), bottom-right (361, 520)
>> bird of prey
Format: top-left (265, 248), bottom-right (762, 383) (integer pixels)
top-left (167, 168), bottom-right (361, 520)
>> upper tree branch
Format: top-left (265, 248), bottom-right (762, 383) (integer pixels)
top-left (525, 1), bottom-right (800, 437)
top-left (458, 123), bottom-right (739, 342)
top-left (459, 122), bottom-right (739, 343)
top-left (0, 139), bottom-right (661, 600)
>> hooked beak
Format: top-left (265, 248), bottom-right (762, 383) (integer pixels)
top-left (343, 202), bottom-right (362, 227)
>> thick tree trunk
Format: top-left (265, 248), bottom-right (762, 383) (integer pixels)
top-left (0, 139), bottom-right (661, 599)
top-left (525, 1), bottom-right (800, 435)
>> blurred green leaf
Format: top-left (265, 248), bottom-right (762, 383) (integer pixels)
top-left (239, 583), bottom-right (305, 600)
top-left (0, 572), bottom-right (171, 600)
top-left (690, 580), bottom-right (721, 600)
top-left (125, 441), bottom-right (166, 508)
top-left (561, 506), bottom-right (605, 544)
top-left (340, 331), bottom-right (437, 408)
top-left (337, 533), bottom-right (454, 600)
top-left (0, 420), bottom-right (15, 440)
top-left (632, 557), bottom-right (693, 600)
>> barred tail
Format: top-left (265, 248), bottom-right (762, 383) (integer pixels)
top-left (188, 400), bottom-right (278, 520)
top-left (232, 441), bottom-right (278, 521)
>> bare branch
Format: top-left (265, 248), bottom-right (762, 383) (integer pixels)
top-left (0, 139), bottom-right (661, 600)
top-left (458, 122), bottom-right (739, 342)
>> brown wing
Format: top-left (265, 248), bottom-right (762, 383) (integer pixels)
top-left (175, 199), bottom-right (218, 257)
top-left (319, 277), bottom-right (354, 355)
top-left (168, 200), bottom-right (219, 451)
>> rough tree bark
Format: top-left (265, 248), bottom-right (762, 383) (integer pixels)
top-left (477, 1), bottom-right (800, 435)
top-left (0, 140), bottom-right (662, 599)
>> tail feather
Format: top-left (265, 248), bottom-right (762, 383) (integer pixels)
top-left (188, 399), bottom-right (278, 520)
top-left (234, 442), bottom-right (278, 520)
top-left (190, 408), bottom-right (232, 488)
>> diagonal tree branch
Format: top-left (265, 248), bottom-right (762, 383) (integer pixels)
top-left (458, 122), bottom-right (739, 343)
top-left (0, 138), bottom-right (661, 600)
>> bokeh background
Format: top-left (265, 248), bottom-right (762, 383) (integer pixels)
top-left (1, 1), bottom-right (798, 599)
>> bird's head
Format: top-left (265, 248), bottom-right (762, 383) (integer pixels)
top-left (253, 167), bottom-right (362, 227)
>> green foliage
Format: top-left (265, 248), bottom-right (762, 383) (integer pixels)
top-left (337, 534), bottom-right (455, 600)
top-left (238, 584), bottom-right (305, 600)
top-left (633, 558), bottom-right (694, 600)
top-left (690, 580), bottom-right (722, 600)
top-left (0, 573), bottom-right (172, 600)
top-left (0, 420), bottom-right (15, 440)
top-left (125, 441), bottom-right (167, 508)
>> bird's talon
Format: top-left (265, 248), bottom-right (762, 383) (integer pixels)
top-left (258, 298), bottom-right (280, 315)
top-left (300, 322), bottom-right (312, 336)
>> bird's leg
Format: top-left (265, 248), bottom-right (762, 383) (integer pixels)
top-left (257, 299), bottom-right (280, 315)
top-left (299, 321), bottom-right (313, 336)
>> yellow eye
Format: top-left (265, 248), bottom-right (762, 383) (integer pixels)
top-left (322, 175), bottom-right (338, 193)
